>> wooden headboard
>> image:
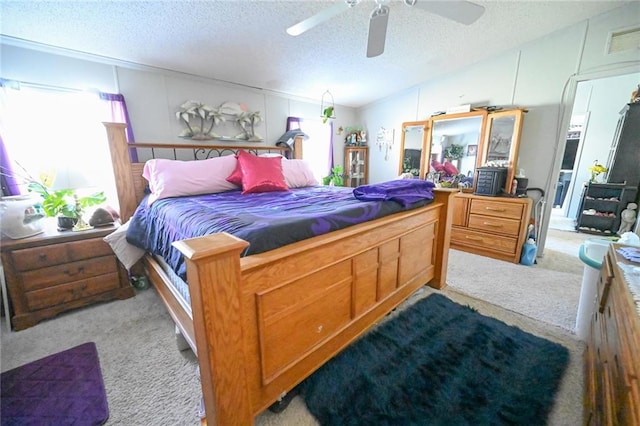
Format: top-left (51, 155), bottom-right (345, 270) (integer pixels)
top-left (103, 122), bottom-right (303, 222)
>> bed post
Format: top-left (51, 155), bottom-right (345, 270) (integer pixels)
top-left (103, 122), bottom-right (138, 223)
top-left (172, 233), bottom-right (253, 425)
top-left (293, 135), bottom-right (303, 159)
top-left (430, 189), bottom-right (456, 289)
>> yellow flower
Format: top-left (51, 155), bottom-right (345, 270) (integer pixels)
top-left (588, 162), bottom-right (607, 175)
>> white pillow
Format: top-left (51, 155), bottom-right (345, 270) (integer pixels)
top-left (281, 158), bottom-right (319, 188)
top-left (103, 220), bottom-right (145, 270)
top-left (142, 155), bottom-right (238, 204)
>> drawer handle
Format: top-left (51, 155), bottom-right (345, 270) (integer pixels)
top-left (64, 266), bottom-right (85, 276)
top-left (465, 236), bottom-right (483, 241)
top-left (485, 207), bottom-right (506, 212)
top-left (316, 325), bottom-right (324, 333)
top-left (482, 222), bottom-right (503, 228)
top-left (39, 254), bottom-right (47, 261)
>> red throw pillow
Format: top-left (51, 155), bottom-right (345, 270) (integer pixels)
top-left (225, 155), bottom-right (243, 187)
top-left (236, 150), bottom-right (288, 194)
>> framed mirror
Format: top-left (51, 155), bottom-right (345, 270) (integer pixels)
top-left (427, 111), bottom-right (487, 190)
top-left (398, 121), bottom-right (429, 179)
top-left (479, 109), bottom-right (526, 191)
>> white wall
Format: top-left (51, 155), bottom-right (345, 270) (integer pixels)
top-left (0, 44), bottom-right (357, 170)
top-left (357, 2), bottom-right (640, 251)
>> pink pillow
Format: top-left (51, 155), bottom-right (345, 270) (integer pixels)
top-left (143, 155), bottom-right (238, 204)
top-left (236, 151), bottom-right (288, 194)
top-left (281, 159), bottom-right (318, 188)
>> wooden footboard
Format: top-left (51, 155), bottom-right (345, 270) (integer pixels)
top-left (174, 190), bottom-right (454, 424)
top-left (103, 122), bottom-right (455, 425)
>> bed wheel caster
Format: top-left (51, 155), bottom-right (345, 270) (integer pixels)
top-left (268, 387), bottom-right (300, 414)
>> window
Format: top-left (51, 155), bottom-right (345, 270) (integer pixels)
top-left (287, 117), bottom-right (333, 181)
top-left (1, 84), bottom-right (125, 211)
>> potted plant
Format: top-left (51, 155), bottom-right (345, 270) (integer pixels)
top-left (322, 165), bottom-right (344, 186)
top-left (28, 183), bottom-right (106, 230)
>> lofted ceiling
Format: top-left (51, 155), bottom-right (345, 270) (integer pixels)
top-left (0, 0), bottom-right (631, 108)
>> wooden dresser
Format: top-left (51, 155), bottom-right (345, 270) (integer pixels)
top-left (584, 244), bottom-right (640, 425)
top-left (450, 193), bottom-right (533, 263)
top-left (1, 223), bottom-right (135, 330)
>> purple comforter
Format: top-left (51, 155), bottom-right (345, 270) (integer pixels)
top-left (127, 185), bottom-right (434, 280)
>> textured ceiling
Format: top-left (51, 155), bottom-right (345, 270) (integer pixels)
top-left (0, 0), bottom-right (631, 108)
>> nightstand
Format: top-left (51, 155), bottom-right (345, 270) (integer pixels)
top-left (1, 222), bottom-right (135, 330)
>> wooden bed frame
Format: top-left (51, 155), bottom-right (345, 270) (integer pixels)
top-left (104, 122), bottom-right (455, 425)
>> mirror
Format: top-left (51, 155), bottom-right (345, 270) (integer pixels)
top-left (398, 121), bottom-right (429, 178)
top-left (428, 111), bottom-right (487, 190)
top-left (480, 109), bottom-right (526, 191)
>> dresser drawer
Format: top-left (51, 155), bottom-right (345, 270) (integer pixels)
top-left (468, 214), bottom-right (521, 236)
top-left (11, 238), bottom-right (113, 271)
top-left (451, 227), bottom-right (518, 255)
top-left (470, 199), bottom-right (523, 220)
top-left (24, 272), bottom-right (121, 311)
top-left (20, 256), bottom-right (119, 291)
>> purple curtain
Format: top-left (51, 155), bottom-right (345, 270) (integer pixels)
top-left (98, 92), bottom-right (138, 162)
top-left (0, 79), bottom-right (21, 196)
top-left (286, 117), bottom-right (302, 132)
top-left (328, 121), bottom-right (334, 170)
top-left (0, 133), bottom-right (21, 196)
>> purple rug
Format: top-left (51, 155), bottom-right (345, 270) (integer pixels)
top-left (1, 342), bottom-right (109, 426)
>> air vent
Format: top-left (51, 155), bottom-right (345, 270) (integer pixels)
top-left (607, 27), bottom-right (640, 54)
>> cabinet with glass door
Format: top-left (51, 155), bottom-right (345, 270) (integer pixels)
top-left (345, 146), bottom-right (368, 187)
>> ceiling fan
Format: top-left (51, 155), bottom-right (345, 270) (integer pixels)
top-left (286, 0), bottom-right (485, 58)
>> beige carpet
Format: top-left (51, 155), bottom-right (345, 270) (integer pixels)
top-left (446, 248), bottom-right (583, 332)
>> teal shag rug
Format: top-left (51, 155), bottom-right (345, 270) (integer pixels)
top-left (301, 294), bottom-right (569, 425)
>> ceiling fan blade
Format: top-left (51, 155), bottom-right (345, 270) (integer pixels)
top-left (411, 0), bottom-right (485, 25)
top-left (286, 2), bottom-right (351, 36)
top-left (367, 5), bottom-right (390, 58)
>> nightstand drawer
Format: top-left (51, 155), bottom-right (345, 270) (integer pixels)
top-left (11, 238), bottom-right (113, 271)
top-left (468, 214), bottom-right (521, 236)
top-left (21, 256), bottom-right (118, 291)
top-left (25, 272), bottom-right (121, 311)
top-left (470, 199), bottom-right (523, 220)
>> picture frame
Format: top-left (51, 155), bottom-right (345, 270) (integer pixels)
top-left (467, 144), bottom-right (477, 156)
